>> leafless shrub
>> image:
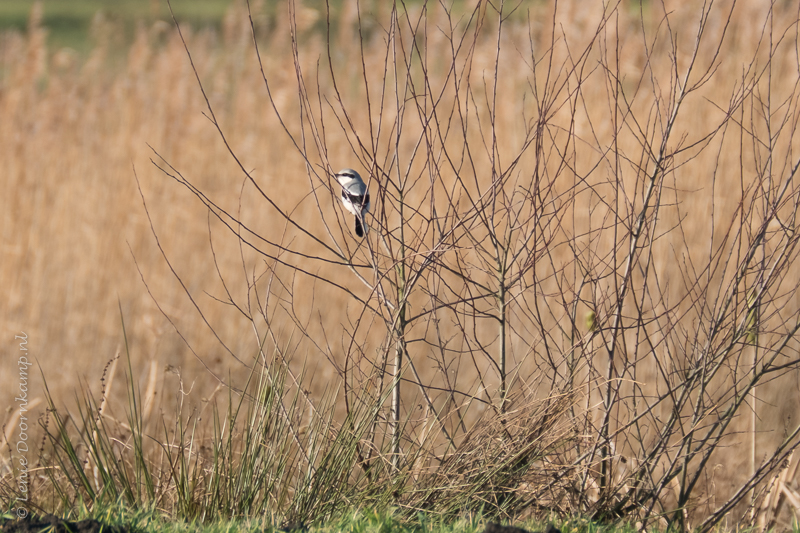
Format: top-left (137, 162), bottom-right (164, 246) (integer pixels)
top-left (140, 0), bottom-right (800, 529)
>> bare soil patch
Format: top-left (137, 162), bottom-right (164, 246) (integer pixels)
top-left (1, 515), bottom-right (128, 533)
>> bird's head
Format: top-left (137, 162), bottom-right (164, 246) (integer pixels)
top-left (335, 168), bottom-right (362, 187)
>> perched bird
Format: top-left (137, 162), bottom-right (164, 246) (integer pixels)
top-left (335, 168), bottom-right (370, 238)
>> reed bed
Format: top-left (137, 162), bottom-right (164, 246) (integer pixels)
top-left (2, 1), bottom-right (800, 530)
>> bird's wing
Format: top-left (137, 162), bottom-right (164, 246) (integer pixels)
top-left (342, 189), bottom-right (369, 210)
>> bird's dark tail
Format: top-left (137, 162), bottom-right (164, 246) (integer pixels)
top-left (354, 217), bottom-right (364, 238)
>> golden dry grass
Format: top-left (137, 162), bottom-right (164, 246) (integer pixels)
top-left (2, 0), bottom-right (800, 526)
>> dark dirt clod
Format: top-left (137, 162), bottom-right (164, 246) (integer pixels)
top-left (0, 514), bottom-right (128, 533)
top-left (278, 522), bottom-right (308, 533)
top-left (483, 523), bottom-right (561, 533)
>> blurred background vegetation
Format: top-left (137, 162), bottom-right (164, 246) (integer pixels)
top-left (0, 0), bottom-right (492, 53)
top-left (0, 0), bottom-right (236, 52)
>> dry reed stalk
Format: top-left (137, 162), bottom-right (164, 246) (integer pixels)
top-left (141, 359), bottom-right (160, 423)
top-left (90, 352), bottom-right (120, 491)
top-left (756, 451), bottom-right (800, 531)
